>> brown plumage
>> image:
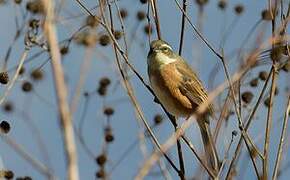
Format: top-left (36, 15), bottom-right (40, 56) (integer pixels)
top-left (148, 40), bottom-right (219, 173)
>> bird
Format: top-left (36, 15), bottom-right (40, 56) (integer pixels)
top-left (147, 39), bottom-right (219, 173)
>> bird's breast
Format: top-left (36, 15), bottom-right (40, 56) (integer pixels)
top-left (149, 63), bottom-right (193, 117)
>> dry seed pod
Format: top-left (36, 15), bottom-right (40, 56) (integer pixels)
top-left (99, 34), bottom-right (111, 46)
top-left (250, 78), bottom-right (259, 87)
top-left (137, 11), bottom-right (146, 21)
top-left (0, 170), bottom-right (14, 179)
top-left (96, 169), bottom-right (105, 178)
top-left (0, 120), bottom-right (11, 134)
top-left (26, 0), bottom-right (44, 14)
top-left (139, 0), bottom-right (148, 4)
top-left (261, 9), bottom-right (272, 21)
top-left (264, 97), bottom-right (270, 107)
top-left (96, 154), bottom-right (107, 166)
top-left (154, 114), bottom-right (163, 125)
top-left (242, 91), bottom-right (254, 104)
top-left (104, 107), bottom-right (114, 116)
top-left (2, 101), bottom-right (13, 113)
top-left (218, 0), bottom-right (227, 10)
top-left (195, 0), bottom-right (208, 6)
top-left (113, 30), bottom-right (123, 40)
top-left (119, 8), bottom-right (128, 19)
top-left (259, 71), bottom-right (268, 81)
top-left (234, 4), bottom-right (244, 15)
top-left (30, 69), bottom-right (43, 81)
top-left (0, 72), bottom-right (9, 84)
top-left (22, 81), bottom-right (33, 92)
top-left (144, 24), bottom-right (153, 35)
top-left (86, 15), bottom-right (99, 27)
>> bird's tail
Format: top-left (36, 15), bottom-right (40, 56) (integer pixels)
top-left (197, 116), bottom-right (219, 174)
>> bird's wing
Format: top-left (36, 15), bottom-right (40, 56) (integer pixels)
top-left (175, 59), bottom-right (214, 116)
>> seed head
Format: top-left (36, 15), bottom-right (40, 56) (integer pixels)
top-left (234, 4), bottom-right (244, 15)
top-left (137, 11), bottom-right (146, 21)
top-left (30, 69), bottom-right (43, 81)
top-left (22, 81), bottom-right (33, 92)
top-left (104, 107), bottom-right (114, 116)
top-left (261, 9), bottom-right (272, 21)
top-left (264, 97), bottom-right (270, 107)
top-left (0, 71), bottom-right (9, 84)
top-left (154, 114), bottom-right (163, 125)
top-left (96, 154), bottom-right (107, 166)
top-left (99, 34), bottom-right (111, 46)
top-left (242, 91), bottom-right (254, 104)
top-left (113, 30), bottom-right (123, 40)
top-left (120, 8), bottom-right (128, 19)
top-left (218, 0), bottom-right (227, 10)
top-left (250, 78), bottom-right (259, 87)
top-left (86, 15), bottom-right (99, 27)
top-left (2, 101), bottom-right (13, 113)
top-left (139, 0), bottom-right (148, 4)
top-left (144, 24), bottom-right (153, 35)
top-left (0, 120), bottom-right (11, 134)
top-left (195, 0), bottom-right (208, 6)
top-left (259, 71), bottom-right (268, 81)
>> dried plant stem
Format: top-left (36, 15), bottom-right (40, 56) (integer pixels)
top-left (226, 67), bottom-right (273, 179)
top-left (217, 133), bottom-right (235, 178)
top-left (136, 114), bottom-right (216, 179)
top-left (150, 0), bottom-right (162, 39)
top-left (173, 122), bottom-right (185, 180)
top-left (0, 48), bottom-right (29, 105)
top-left (180, 135), bottom-right (215, 178)
top-left (174, 0), bottom-right (222, 60)
top-left (41, 1), bottom-right (79, 180)
top-left (219, 52), bottom-right (260, 178)
top-left (272, 95), bottom-right (290, 179)
top-left (178, 0), bottom-right (187, 55)
top-left (0, 135), bottom-right (55, 179)
top-left (263, 64), bottom-right (278, 179)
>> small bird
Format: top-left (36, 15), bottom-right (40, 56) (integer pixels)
top-left (147, 39), bottom-right (219, 172)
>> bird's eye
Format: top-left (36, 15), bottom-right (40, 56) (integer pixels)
top-left (161, 47), bottom-right (169, 51)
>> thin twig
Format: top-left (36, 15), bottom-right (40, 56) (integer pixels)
top-left (41, 0), bottom-right (79, 180)
top-left (217, 132), bottom-right (236, 178)
top-left (150, 0), bottom-right (162, 39)
top-left (0, 48), bottom-right (29, 105)
top-left (173, 122), bottom-right (186, 180)
top-left (263, 64), bottom-right (278, 179)
top-left (178, 0), bottom-right (187, 55)
top-left (0, 135), bottom-right (56, 179)
top-left (272, 95), bottom-right (290, 179)
top-left (226, 67), bottom-right (273, 179)
top-left (173, 0), bottom-right (223, 60)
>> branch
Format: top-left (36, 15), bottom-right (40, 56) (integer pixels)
top-left (41, 1), bottom-right (79, 180)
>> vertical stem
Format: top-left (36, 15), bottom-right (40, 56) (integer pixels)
top-left (41, 1), bottom-right (79, 180)
top-left (272, 96), bottom-right (290, 179)
top-left (263, 1), bottom-right (278, 176)
top-left (263, 65), bottom-right (277, 179)
top-left (172, 120), bottom-right (185, 180)
top-left (178, 0), bottom-right (187, 55)
top-left (150, 0), bottom-right (162, 39)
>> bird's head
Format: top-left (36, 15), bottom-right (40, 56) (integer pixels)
top-left (148, 40), bottom-right (177, 66)
top-left (149, 40), bottom-right (173, 55)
